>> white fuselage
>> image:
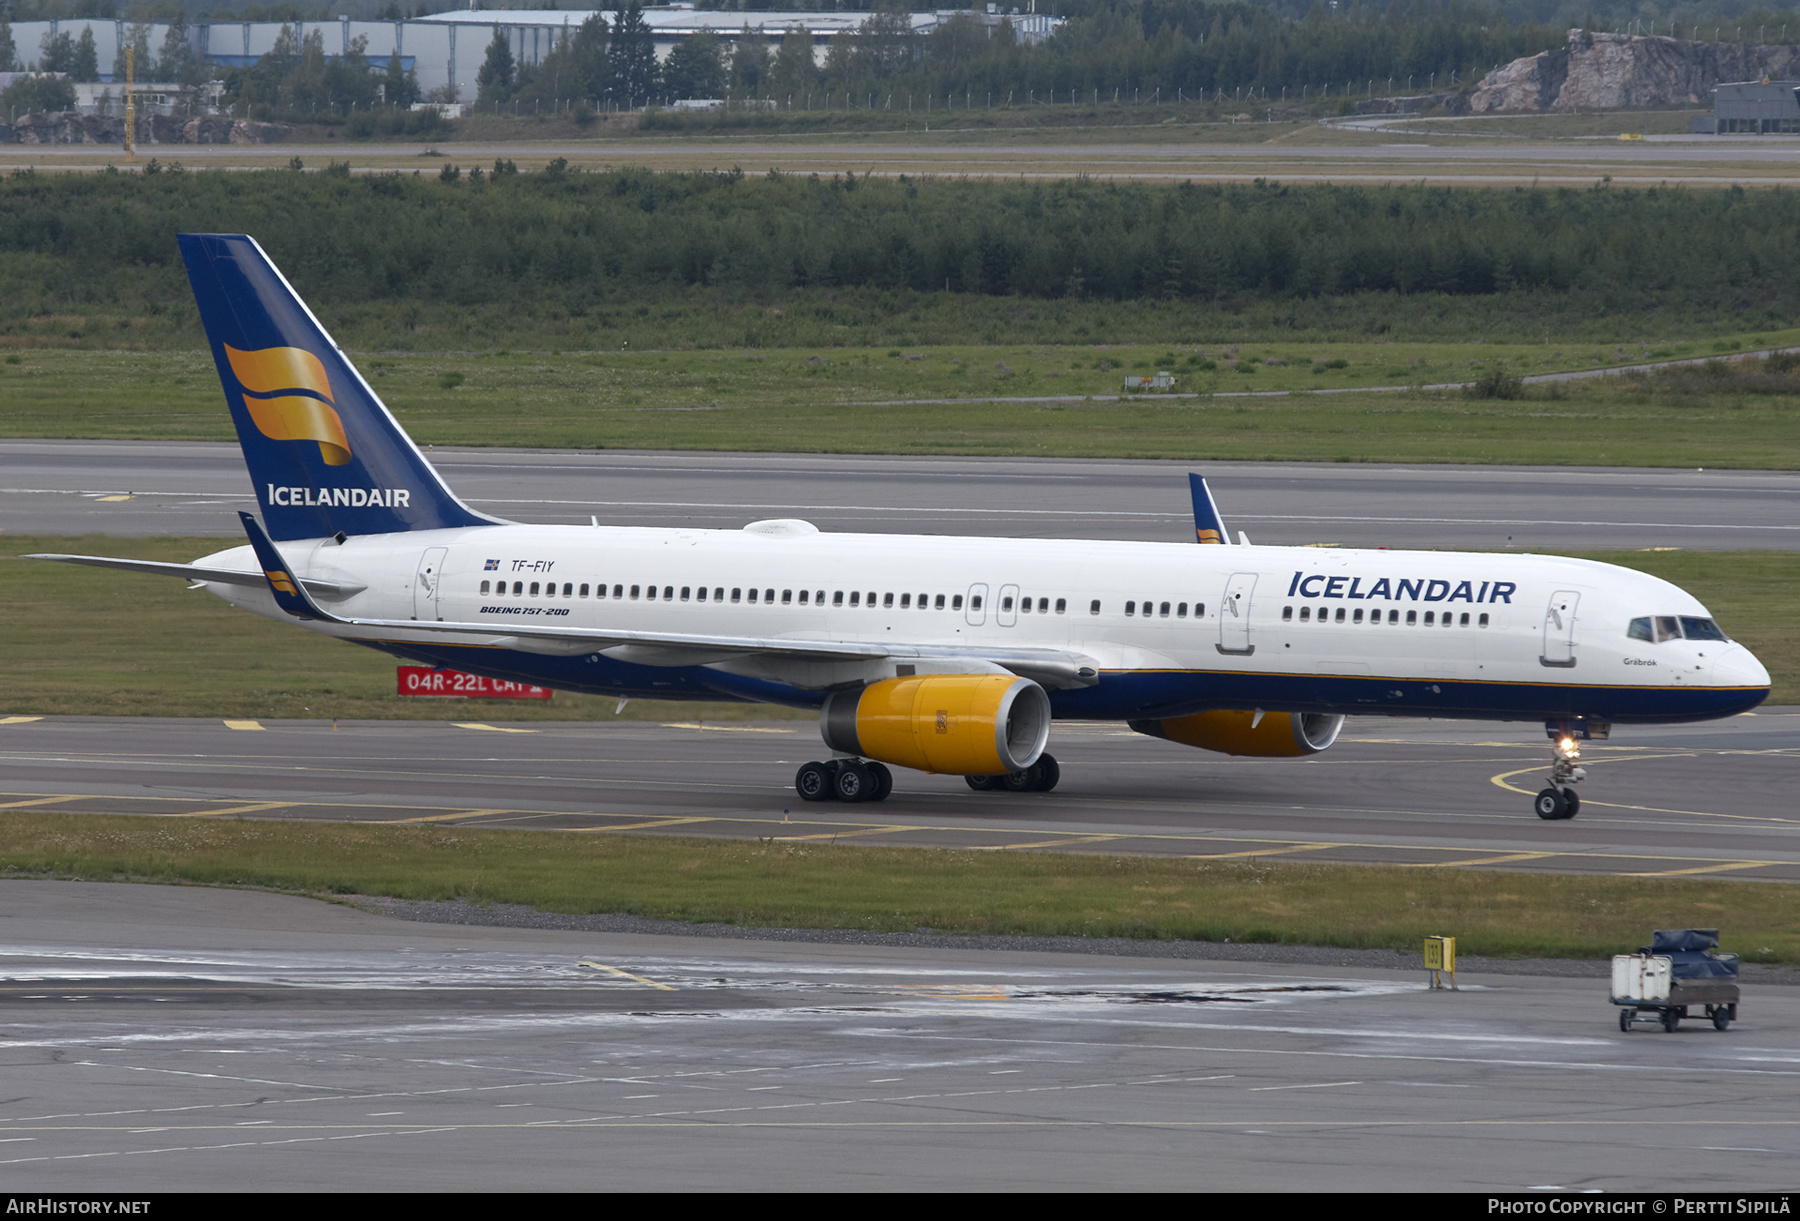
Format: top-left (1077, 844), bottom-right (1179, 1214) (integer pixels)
top-left (191, 521), bottom-right (1771, 726)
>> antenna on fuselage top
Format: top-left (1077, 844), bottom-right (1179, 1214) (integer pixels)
top-left (1188, 473), bottom-right (1231, 545)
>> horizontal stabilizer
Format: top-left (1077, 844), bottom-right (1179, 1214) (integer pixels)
top-left (26, 552), bottom-right (365, 599)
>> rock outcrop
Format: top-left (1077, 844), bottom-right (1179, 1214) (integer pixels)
top-left (0, 112), bottom-right (293, 145)
top-left (1466, 30), bottom-right (1800, 112)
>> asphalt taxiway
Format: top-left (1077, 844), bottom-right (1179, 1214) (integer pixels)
top-left (2, 710), bottom-right (1796, 881)
top-left (4, 440), bottom-right (1797, 551)
top-left (1, 879), bottom-right (1795, 1192)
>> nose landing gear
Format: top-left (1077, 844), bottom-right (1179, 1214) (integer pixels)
top-left (1534, 723), bottom-right (1594, 820)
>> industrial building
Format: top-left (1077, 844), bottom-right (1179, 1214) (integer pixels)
top-left (1691, 79), bottom-right (1800, 133)
top-left (4, 8), bottom-right (1062, 108)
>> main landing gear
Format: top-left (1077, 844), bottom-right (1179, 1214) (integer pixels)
top-left (965, 753), bottom-right (1060, 794)
top-left (1534, 730), bottom-right (1587, 820)
top-left (793, 754), bottom-right (1062, 802)
top-left (794, 759), bottom-right (894, 804)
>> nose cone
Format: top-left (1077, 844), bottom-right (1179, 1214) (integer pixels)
top-left (1713, 644), bottom-right (1772, 695)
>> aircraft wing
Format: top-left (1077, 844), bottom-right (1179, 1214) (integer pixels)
top-left (230, 514), bottom-right (1098, 688)
top-left (25, 552), bottom-right (367, 599)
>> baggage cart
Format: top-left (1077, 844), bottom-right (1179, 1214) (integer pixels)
top-left (1611, 929), bottom-right (1740, 1033)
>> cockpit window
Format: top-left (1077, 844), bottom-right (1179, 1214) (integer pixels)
top-left (1630, 615), bottom-right (1731, 643)
top-left (1680, 616), bottom-right (1728, 642)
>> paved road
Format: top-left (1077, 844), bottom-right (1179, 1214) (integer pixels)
top-left (4, 711), bottom-right (1796, 880)
top-left (10, 136), bottom-right (1800, 187)
top-left (1, 880), bottom-right (1794, 1191)
top-left (6, 440), bottom-right (1797, 551)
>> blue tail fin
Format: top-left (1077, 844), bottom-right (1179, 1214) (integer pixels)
top-left (1188, 473), bottom-right (1230, 545)
top-left (180, 233), bottom-right (499, 542)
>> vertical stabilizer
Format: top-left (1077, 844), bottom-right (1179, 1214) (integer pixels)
top-left (180, 233), bottom-right (500, 541)
top-left (1188, 473), bottom-right (1230, 545)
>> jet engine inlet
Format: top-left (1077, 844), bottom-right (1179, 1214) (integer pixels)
top-left (821, 674), bottom-right (1051, 775)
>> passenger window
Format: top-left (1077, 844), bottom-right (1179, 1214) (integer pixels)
top-left (1002, 596), bottom-right (1014, 612)
top-left (1406, 610), bottom-right (1417, 625)
top-left (1195, 603), bottom-right (1205, 618)
top-left (1459, 612), bottom-right (1469, 626)
top-left (1019, 597), bottom-right (1030, 614)
top-left (884, 593), bottom-right (895, 608)
top-left (579, 583), bottom-right (589, 598)
top-left (697, 587), bottom-right (708, 602)
top-left (1353, 608), bottom-right (1363, 623)
top-left (480, 580), bottom-right (490, 594)
top-left (731, 588), bottom-right (742, 603)
top-left (1479, 613), bottom-right (1489, 627)
top-left (529, 581), bottom-right (541, 597)
top-left (971, 595), bottom-right (983, 610)
top-left (866, 591), bottom-right (876, 605)
top-left (850, 592), bottom-right (860, 607)
top-left (798, 590), bottom-right (808, 605)
top-left (1160, 601), bottom-right (1171, 618)
top-left (667, 586), bottom-right (676, 601)
top-left (937, 594), bottom-right (948, 610)
top-left (1125, 601), bottom-right (1136, 616)
top-left (815, 591), bottom-right (825, 604)
top-left (681, 586), bottom-right (691, 601)
top-left (783, 589), bottom-right (793, 605)
top-left (748, 588), bottom-right (758, 604)
top-left (1177, 602), bottom-right (1187, 618)
top-left (834, 591), bottom-right (845, 606)
top-left (1388, 609), bottom-right (1399, 624)
top-left (765, 589), bottom-right (775, 603)
top-left (715, 588), bottom-right (724, 602)
top-left (559, 583), bottom-right (569, 597)
top-left (1055, 598), bottom-right (1066, 614)
top-left (1299, 606), bottom-right (1310, 622)
top-left (955, 595), bottom-right (965, 610)
top-left (1335, 607), bottom-right (1345, 623)
top-left (613, 584), bottom-right (624, 599)
top-left (646, 585), bottom-right (657, 601)
top-left (1088, 599), bottom-right (1100, 615)
top-left (512, 581), bottom-right (524, 596)
top-left (1282, 606), bottom-right (1293, 621)
top-left (900, 594), bottom-right (911, 609)
top-left (1423, 611), bottom-right (1433, 625)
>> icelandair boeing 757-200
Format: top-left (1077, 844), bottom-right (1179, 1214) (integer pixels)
top-left (31, 235), bottom-right (1772, 819)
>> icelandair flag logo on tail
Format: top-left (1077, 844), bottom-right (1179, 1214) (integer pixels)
top-left (225, 345), bottom-right (351, 466)
top-left (179, 232), bottom-right (497, 542)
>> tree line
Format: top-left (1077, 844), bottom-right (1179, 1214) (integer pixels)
top-left (4, 164), bottom-right (1799, 319)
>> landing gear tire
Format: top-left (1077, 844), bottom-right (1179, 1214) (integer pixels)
top-left (1535, 788), bottom-right (1570, 820)
top-left (1002, 764), bottom-right (1043, 793)
top-left (1562, 789), bottom-right (1581, 819)
top-left (833, 762), bottom-right (874, 803)
top-left (1033, 753), bottom-right (1060, 793)
top-left (865, 761), bottom-right (894, 802)
top-left (795, 761), bottom-right (834, 803)
top-left (965, 774), bottom-right (998, 791)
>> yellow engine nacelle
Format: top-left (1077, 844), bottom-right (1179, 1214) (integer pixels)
top-left (821, 674), bottom-right (1051, 775)
top-left (1128, 709), bottom-right (1344, 757)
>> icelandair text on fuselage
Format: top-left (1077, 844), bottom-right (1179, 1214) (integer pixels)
top-left (1288, 572), bottom-right (1517, 604)
top-left (268, 484), bottom-right (410, 508)
top-left (1489, 1202), bottom-right (1789, 1216)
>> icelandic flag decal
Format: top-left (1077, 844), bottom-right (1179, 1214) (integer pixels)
top-left (484, 559), bottom-right (500, 571)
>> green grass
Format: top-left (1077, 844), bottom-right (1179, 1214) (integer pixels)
top-left (4, 812), bottom-right (1796, 960)
top-left (4, 340), bottom-right (1800, 467)
top-left (2, 537), bottom-right (1794, 718)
